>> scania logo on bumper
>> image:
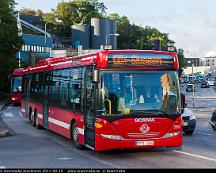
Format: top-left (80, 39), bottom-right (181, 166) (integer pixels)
top-left (140, 124), bottom-right (150, 134)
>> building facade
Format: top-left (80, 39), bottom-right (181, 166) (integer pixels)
top-left (71, 18), bottom-right (117, 50)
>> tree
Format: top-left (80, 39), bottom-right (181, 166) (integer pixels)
top-left (56, 0), bottom-right (106, 25)
top-left (19, 8), bottom-right (43, 16)
top-left (108, 13), bottom-right (185, 76)
top-left (176, 48), bottom-right (186, 76)
top-left (43, 0), bottom-right (107, 36)
top-left (0, 0), bottom-right (23, 92)
top-left (108, 13), bottom-right (174, 51)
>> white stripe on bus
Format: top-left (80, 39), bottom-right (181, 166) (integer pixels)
top-left (48, 117), bottom-right (70, 129)
top-left (78, 128), bottom-right (84, 135)
top-left (48, 117), bottom-right (84, 135)
top-left (37, 113), bottom-right (43, 119)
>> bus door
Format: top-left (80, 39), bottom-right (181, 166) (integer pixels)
top-left (42, 71), bottom-right (50, 128)
top-left (84, 68), bottom-right (96, 149)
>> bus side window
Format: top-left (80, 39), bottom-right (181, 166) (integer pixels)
top-left (71, 68), bottom-right (84, 113)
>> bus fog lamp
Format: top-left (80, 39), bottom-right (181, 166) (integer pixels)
top-left (101, 134), bottom-right (123, 140)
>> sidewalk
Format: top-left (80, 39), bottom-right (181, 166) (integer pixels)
top-left (0, 91), bottom-right (10, 138)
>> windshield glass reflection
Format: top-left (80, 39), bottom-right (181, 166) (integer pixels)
top-left (99, 71), bottom-right (180, 116)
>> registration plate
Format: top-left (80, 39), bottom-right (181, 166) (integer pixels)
top-left (136, 141), bottom-right (154, 146)
top-left (184, 122), bottom-right (188, 126)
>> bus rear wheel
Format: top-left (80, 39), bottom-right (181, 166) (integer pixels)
top-left (211, 112), bottom-right (216, 131)
top-left (71, 122), bottom-right (84, 150)
top-left (35, 113), bottom-right (42, 129)
top-left (211, 117), bottom-right (216, 131)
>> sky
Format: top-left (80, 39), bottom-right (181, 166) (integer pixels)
top-left (15, 0), bottom-right (216, 58)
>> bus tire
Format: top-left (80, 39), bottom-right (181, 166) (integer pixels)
top-left (35, 113), bottom-right (42, 129)
top-left (71, 122), bottom-right (84, 150)
top-left (31, 109), bottom-right (37, 127)
top-left (29, 107), bottom-right (32, 123)
top-left (211, 113), bottom-right (216, 131)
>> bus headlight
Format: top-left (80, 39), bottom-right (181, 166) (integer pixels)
top-left (101, 134), bottom-right (123, 140)
top-left (12, 97), bottom-right (17, 101)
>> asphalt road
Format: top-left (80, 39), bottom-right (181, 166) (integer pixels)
top-left (0, 103), bottom-right (216, 169)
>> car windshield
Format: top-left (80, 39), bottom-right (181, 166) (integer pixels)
top-left (99, 71), bottom-right (181, 116)
top-left (11, 76), bottom-right (22, 93)
top-left (208, 77), bottom-right (215, 81)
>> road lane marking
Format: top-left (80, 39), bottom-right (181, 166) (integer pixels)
top-left (4, 113), bottom-right (13, 118)
top-left (173, 150), bottom-right (216, 162)
top-left (58, 157), bottom-right (74, 160)
top-left (194, 132), bottom-right (214, 136)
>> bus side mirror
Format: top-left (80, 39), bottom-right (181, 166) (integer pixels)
top-left (92, 69), bottom-right (99, 83)
top-left (104, 99), bottom-right (111, 115)
top-left (181, 93), bottom-right (185, 114)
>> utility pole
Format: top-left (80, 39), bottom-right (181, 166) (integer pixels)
top-left (192, 63), bottom-right (195, 107)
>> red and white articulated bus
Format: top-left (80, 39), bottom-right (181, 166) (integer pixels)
top-left (21, 49), bottom-right (184, 151)
top-left (9, 68), bottom-right (24, 105)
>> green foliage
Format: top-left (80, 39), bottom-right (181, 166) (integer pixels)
top-left (56, 0), bottom-right (106, 25)
top-left (108, 13), bottom-right (185, 76)
top-left (0, 0), bottom-right (23, 92)
top-left (19, 8), bottom-right (43, 16)
top-left (42, 0), bottom-right (107, 36)
top-left (108, 13), bottom-right (174, 51)
top-left (176, 49), bottom-right (186, 76)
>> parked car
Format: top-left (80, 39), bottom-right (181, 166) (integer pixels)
top-left (201, 80), bottom-right (209, 88)
top-left (206, 77), bottom-right (215, 86)
top-left (182, 105), bottom-right (196, 135)
top-left (186, 83), bottom-right (195, 92)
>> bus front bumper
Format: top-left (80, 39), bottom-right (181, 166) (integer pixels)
top-left (95, 133), bottom-right (182, 151)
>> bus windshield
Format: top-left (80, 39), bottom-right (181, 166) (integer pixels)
top-left (100, 71), bottom-right (180, 116)
top-left (11, 76), bottom-right (22, 93)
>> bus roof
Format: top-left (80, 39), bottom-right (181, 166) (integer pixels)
top-left (23, 49), bottom-right (178, 74)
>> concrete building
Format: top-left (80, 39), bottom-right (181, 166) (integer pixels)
top-left (71, 18), bottom-right (118, 50)
top-left (18, 15), bottom-right (117, 64)
top-left (91, 18), bottom-right (117, 49)
top-left (71, 24), bottom-right (91, 48)
top-left (19, 34), bottom-right (53, 63)
top-left (202, 56), bottom-right (216, 66)
top-left (17, 15), bottom-right (53, 65)
top-left (185, 58), bottom-right (202, 67)
top-left (184, 56), bottom-right (216, 75)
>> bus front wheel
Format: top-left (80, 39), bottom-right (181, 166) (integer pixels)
top-left (71, 122), bottom-right (84, 150)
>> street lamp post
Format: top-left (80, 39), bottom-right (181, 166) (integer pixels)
top-left (44, 22), bottom-right (48, 45)
top-left (192, 63), bottom-right (195, 107)
top-left (105, 33), bottom-right (119, 46)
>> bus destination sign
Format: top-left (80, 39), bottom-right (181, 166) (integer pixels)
top-left (108, 53), bottom-right (174, 69)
